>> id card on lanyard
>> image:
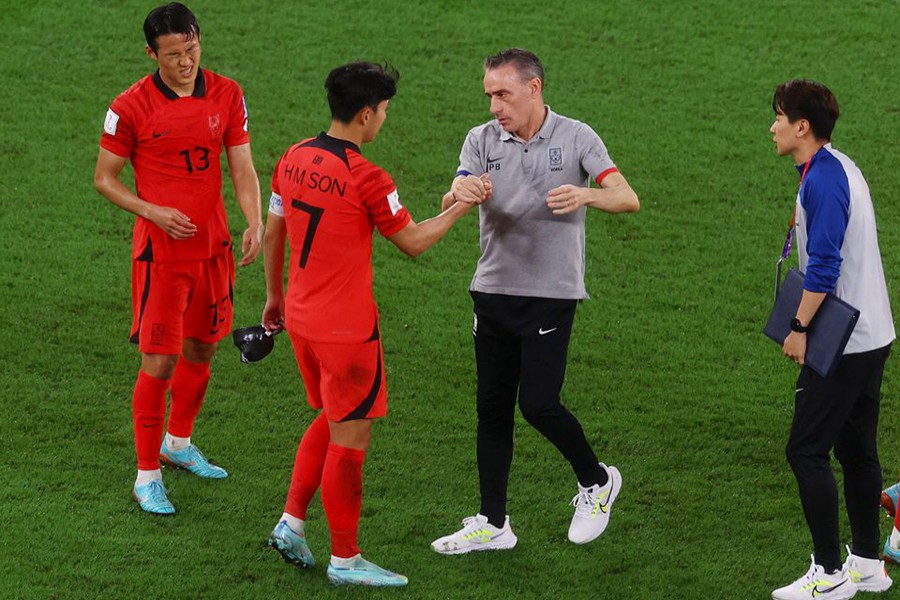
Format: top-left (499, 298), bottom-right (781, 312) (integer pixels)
top-left (774, 159), bottom-right (812, 299)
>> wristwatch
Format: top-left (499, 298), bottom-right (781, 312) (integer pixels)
top-left (790, 318), bottom-right (809, 334)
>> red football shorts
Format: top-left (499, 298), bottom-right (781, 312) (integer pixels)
top-left (130, 252), bottom-right (235, 354)
top-left (288, 329), bottom-right (388, 422)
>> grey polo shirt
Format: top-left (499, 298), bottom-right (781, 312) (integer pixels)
top-left (457, 107), bottom-right (617, 299)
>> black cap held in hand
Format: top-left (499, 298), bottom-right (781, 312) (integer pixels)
top-left (232, 325), bottom-right (276, 363)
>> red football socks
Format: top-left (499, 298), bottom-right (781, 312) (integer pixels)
top-left (166, 358), bottom-right (210, 438)
top-left (321, 442), bottom-right (366, 558)
top-left (284, 412), bottom-right (331, 520)
top-left (132, 370), bottom-right (169, 470)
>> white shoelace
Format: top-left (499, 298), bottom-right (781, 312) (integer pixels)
top-left (460, 516), bottom-right (486, 532)
top-left (792, 558), bottom-right (824, 586)
top-left (571, 488), bottom-right (598, 518)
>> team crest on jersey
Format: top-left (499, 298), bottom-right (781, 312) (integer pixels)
top-left (549, 147), bottom-right (563, 166)
top-left (208, 114), bottom-right (221, 137)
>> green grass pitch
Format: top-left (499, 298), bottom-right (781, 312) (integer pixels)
top-left (2, 1), bottom-right (900, 598)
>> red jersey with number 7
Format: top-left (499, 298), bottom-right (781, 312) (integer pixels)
top-left (270, 133), bottom-right (411, 344)
top-left (100, 68), bottom-right (250, 262)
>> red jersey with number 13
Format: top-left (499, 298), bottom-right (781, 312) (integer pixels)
top-left (271, 133), bottom-right (410, 344)
top-left (100, 68), bottom-right (250, 262)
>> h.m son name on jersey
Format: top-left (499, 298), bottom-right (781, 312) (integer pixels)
top-left (282, 162), bottom-right (347, 197)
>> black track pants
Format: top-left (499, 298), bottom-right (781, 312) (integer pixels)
top-left (786, 343), bottom-right (891, 571)
top-left (472, 291), bottom-right (604, 526)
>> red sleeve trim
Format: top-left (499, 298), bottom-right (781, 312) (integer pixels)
top-left (596, 167), bottom-right (619, 185)
top-left (379, 211), bottom-right (412, 239)
top-left (99, 137), bottom-right (131, 158)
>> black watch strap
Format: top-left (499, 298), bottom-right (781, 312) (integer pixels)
top-left (790, 318), bottom-right (809, 333)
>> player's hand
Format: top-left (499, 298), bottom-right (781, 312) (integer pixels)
top-left (453, 174), bottom-right (488, 205)
top-left (783, 331), bottom-right (807, 365)
top-left (261, 297), bottom-right (285, 333)
top-left (149, 205), bottom-right (197, 239)
top-left (239, 222), bottom-right (264, 267)
top-left (547, 184), bottom-right (588, 215)
top-left (480, 173), bottom-right (493, 201)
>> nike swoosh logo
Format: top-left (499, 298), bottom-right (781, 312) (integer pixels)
top-left (538, 327), bottom-right (557, 335)
top-left (599, 497), bottom-right (611, 514)
top-left (152, 130), bottom-right (168, 138)
top-left (813, 580), bottom-right (846, 595)
top-left (795, 388), bottom-right (804, 393)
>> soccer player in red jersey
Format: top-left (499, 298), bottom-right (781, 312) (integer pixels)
top-left (93, 3), bottom-right (263, 515)
top-left (261, 62), bottom-right (489, 586)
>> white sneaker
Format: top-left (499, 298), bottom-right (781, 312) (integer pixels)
top-left (568, 463), bottom-right (621, 544)
top-left (431, 514), bottom-right (517, 555)
top-left (844, 546), bottom-right (892, 592)
top-left (772, 555), bottom-right (857, 600)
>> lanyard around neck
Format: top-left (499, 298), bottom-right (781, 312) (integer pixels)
top-left (779, 158), bottom-right (813, 260)
top-left (774, 158), bottom-right (812, 298)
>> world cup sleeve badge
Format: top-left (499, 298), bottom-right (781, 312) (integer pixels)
top-left (104, 108), bottom-right (119, 136)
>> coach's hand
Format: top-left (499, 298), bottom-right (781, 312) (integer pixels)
top-left (547, 184), bottom-right (588, 215)
top-left (480, 173), bottom-right (493, 201)
top-left (240, 222), bottom-right (264, 266)
top-left (453, 174), bottom-right (489, 205)
top-left (150, 205), bottom-right (197, 239)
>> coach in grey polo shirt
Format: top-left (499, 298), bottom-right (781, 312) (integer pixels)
top-left (461, 103), bottom-right (618, 299)
top-left (431, 48), bottom-right (640, 556)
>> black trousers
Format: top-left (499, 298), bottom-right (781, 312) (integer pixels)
top-left (472, 292), bottom-right (603, 525)
top-left (786, 343), bottom-right (891, 571)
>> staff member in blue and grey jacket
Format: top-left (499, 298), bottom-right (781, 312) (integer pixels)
top-left (769, 79), bottom-right (895, 600)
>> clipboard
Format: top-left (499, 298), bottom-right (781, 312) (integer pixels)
top-left (763, 268), bottom-right (860, 377)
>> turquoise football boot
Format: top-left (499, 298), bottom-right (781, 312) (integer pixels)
top-left (884, 536), bottom-right (900, 565)
top-left (268, 520), bottom-right (315, 568)
top-left (159, 442), bottom-right (228, 479)
top-left (327, 555), bottom-right (408, 587)
top-left (132, 479), bottom-right (175, 515)
top-left (882, 483), bottom-right (900, 518)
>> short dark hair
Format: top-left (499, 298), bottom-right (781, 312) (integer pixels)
top-left (772, 79), bottom-right (840, 141)
top-left (143, 3), bottom-right (200, 53)
top-left (484, 48), bottom-right (544, 87)
top-left (324, 62), bottom-right (400, 124)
